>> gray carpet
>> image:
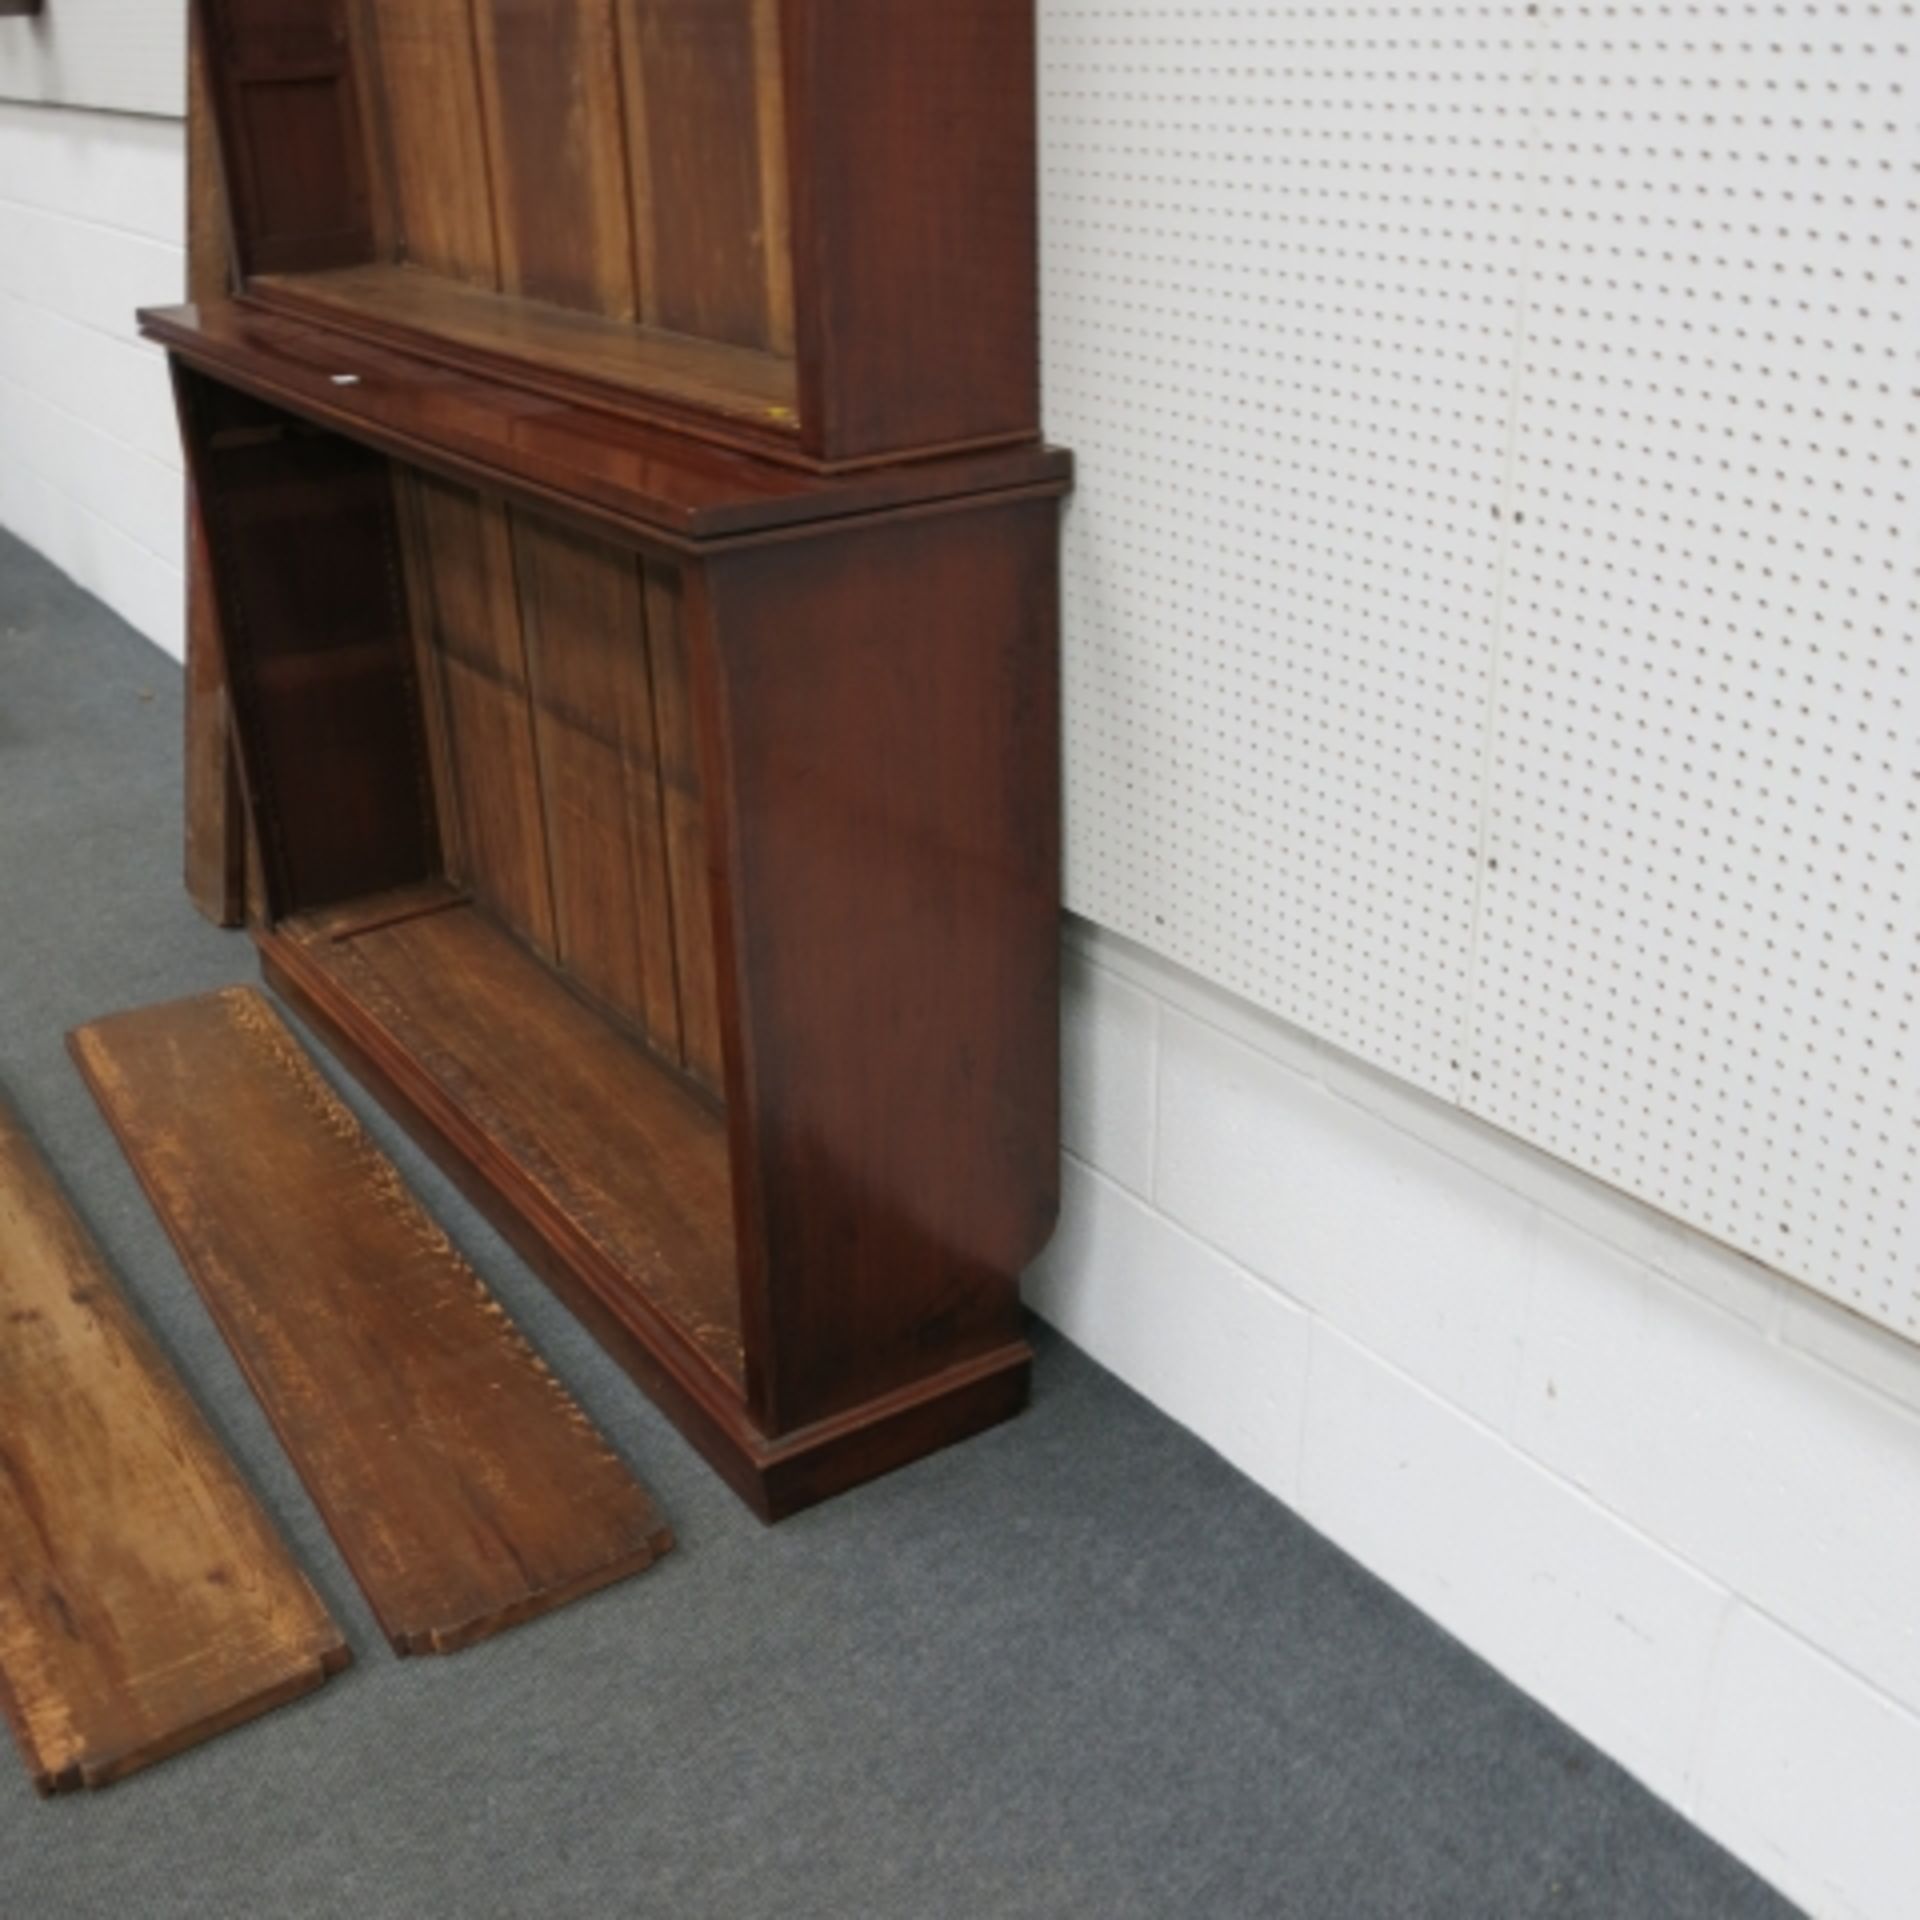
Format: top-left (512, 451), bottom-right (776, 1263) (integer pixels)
top-left (0, 524), bottom-right (1797, 1919)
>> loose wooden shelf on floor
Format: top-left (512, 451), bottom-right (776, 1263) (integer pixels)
top-left (72, 989), bottom-right (676, 1655)
top-left (0, 1094), bottom-right (346, 1794)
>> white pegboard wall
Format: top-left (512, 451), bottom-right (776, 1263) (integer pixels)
top-left (1040, 0), bottom-right (1920, 1331)
top-left (1043, 0), bottom-right (1539, 1097)
top-left (1468, 1), bottom-right (1920, 1326)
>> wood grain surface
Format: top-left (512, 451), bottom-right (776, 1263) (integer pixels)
top-left (70, 988), bottom-right (674, 1655)
top-left (161, 0), bottom-right (1066, 1518)
top-left (184, 1), bottom-right (249, 928)
top-left (0, 1094), bottom-right (346, 1795)
top-left (152, 305), bottom-right (1070, 547)
top-left (249, 264), bottom-right (797, 426)
top-left (279, 901), bottom-right (742, 1383)
top-left (512, 515), bottom-right (687, 1060)
top-left (181, 380), bottom-right (440, 921)
top-left (620, 0), bottom-right (792, 351)
top-left (190, 0), bottom-right (1039, 467)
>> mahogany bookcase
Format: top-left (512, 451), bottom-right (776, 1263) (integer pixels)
top-left (152, 0), bottom-right (1069, 1518)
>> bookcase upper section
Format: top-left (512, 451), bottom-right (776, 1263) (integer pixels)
top-left (198, 0), bottom-right (1042, 470)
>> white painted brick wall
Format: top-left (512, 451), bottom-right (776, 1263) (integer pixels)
top-left (0, 0), bottom-right (186, 118)
top-left (1041, 1159), bottom-right (1315, 1503)
top-left (1299, 1326), bottom-right (1732, 1800)
top-left (1696, 1612), bottom-right (1920, 1920)
top-left (0, 101), bottom-right (186, 658)
top-left (1157, 1015), bottom-right (1536, 1430)
top-left (1030, 918), bottom-right (1920, 1920)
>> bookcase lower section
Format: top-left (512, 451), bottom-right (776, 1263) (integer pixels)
top-left (170, 333), bottom-right (1065, 1520)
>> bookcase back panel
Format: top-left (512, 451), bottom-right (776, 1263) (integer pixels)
top-left (622, 0), bottom-right (794, 353)
top-left (398, 473), bottom-right (726, 1098)
top-left (469, 0), bottom-right (637, 316)
top-left (400, 478), bottom-right (555, 947)
top-left (347, 0), bottom-right (497, 283)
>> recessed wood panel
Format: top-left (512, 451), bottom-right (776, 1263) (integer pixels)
top-left (181, 378), bottom-right (437, 916)
top-left (470, 0), bottom-right (636, 318)
top-left (215, 0), bottom-right (347, 66)
top-left (348, 0), bottom-right (497, 283)
top-left (396, 485), bottom-right (723, 1093)
top-left (619, 0), bottom-right (792, 352)
top-left (238, 83), bottom-right (359, 239)
top-left (405, 473), bottom-right (558, 957)
top-left (514, 514), bottom-right (684, 1059)
top-left (202, 0), bottom-right (374, 274)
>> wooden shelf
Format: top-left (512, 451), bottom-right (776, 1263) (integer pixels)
top-left (70, 987), bottom-right (675, 1658)
top-left (251, 265), bottom-right (799, 445)
top-left (273, 894), bottom-right (744, 1391)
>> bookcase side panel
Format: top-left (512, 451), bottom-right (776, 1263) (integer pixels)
top-left (175, 372), bottom-right (440, 918)
top-left (785, 0), bottom-right (1041, 464)
top-left (198, 0), bottom-right (377, 275)
top-left (701, 494), bottom-right (1063, 1433)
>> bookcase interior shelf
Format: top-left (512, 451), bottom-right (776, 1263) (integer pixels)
top-left (252, 266), bottom-right (799, 437)
top-left (274, 889), bottom-right (746, 1390)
